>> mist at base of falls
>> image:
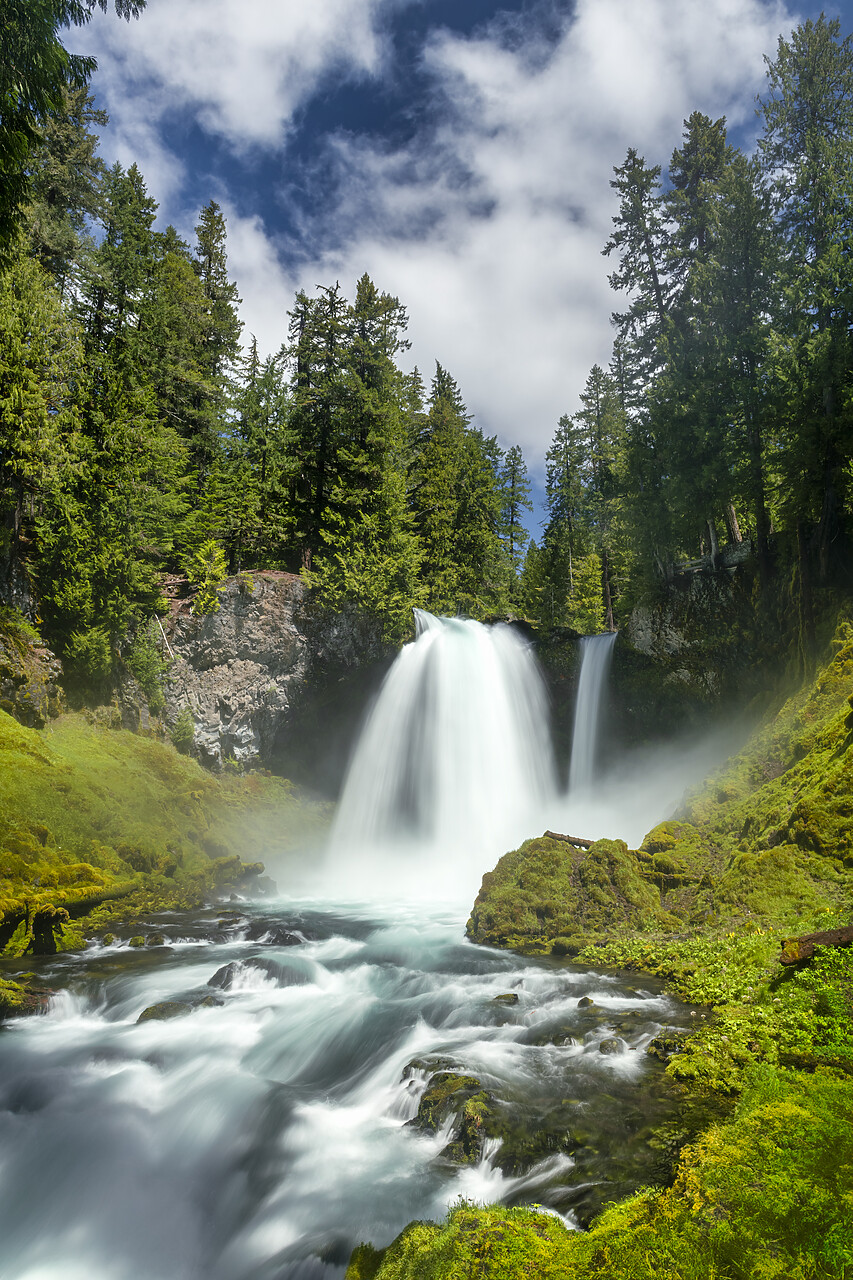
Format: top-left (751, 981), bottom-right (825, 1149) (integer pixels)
top-left (299, 614), bottom-right (737, 906)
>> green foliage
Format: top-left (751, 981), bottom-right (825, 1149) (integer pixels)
top-left (170, 706), bottom-right (195, 754)
top-left (124, 619), bottom-right (167, 712)
top-left (0, 1), bottom-right (145, 254)
top-left (187, 539), bottom-right (228, 614)
top-left (64, 624), bottom-right (112, 687)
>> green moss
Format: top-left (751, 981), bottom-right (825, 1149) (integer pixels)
top-left (467, 836), bottom-right (676, 950)
top-left (352, 1069), bottom-right (853, 1280)
top-left (0, 708), bottom-right (327, 956)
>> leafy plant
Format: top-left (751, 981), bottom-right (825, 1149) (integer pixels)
top-left (186, 539), bottom-right (228, 615)
top-left (124, 619), bottom-right (168, 713)
top-left (170, 706), bottom-right (195, 754)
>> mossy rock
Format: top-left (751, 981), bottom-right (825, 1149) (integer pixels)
top-left (407, 1073), bottom-right (485, 1135)
top-left (136, 1000), bottom-right (192, 1023)
top-left (467, 835), bottom-right (677, 950)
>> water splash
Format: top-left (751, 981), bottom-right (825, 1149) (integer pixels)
top-left (568, 632), bottom-right (617, 795)
top-left (329, 610), bottom-right (556, 894)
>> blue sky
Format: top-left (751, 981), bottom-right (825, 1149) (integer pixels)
top-left (70, 0), bottom-right (852, 533)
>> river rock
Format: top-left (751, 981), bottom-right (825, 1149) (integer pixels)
top-left (207, 958), bottom-right (308, 990)
top-left (244, 920), bottom-right (307, 945)
top-left (577, 996), bottom-right (595, 1007)
top-left (493, 992), bottom-right (519, 1005)
top-left (647, 1028), bottom-right (689, 1061)
top-left (598, 1037), bottom-right (624, 1055)
top-left (137, 1001), bottom-right (192, 1023)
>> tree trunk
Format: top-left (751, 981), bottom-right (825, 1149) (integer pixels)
top-left (706, 518), bottom-right (719, 567)
top-left (724, 504), bottom-right (742, 544)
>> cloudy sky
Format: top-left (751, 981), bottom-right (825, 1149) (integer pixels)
top-left (69, 0), bottom-right (850, 519)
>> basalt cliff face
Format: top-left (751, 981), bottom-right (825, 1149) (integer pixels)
top-left (161, 572), bottom-right (391, 781)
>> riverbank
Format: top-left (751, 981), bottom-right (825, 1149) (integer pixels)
top-left (0, 707), bottom-right (328, 1012)
top-left (348, 624), bottom-right (853, 1279)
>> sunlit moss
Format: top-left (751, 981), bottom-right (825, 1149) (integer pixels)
top-left (0, 707), bottom-right (326, 955)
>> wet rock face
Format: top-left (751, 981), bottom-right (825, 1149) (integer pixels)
top-left (162, 572), bottom-right (391, 774)
top-left (0, 631), bottom-right (64, 728)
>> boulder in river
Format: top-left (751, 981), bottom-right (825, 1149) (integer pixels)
top-left (207, 958), bottom-right (308, 990)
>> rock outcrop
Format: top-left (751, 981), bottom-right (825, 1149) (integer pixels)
top-left (162, 572), bottom-right (391, 775)
top-left (0, 614), bottom-right (64, 727)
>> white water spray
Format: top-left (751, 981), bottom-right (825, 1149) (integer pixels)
top-left (329, 611), bottom-right (556, 893)
top-left (568, 632), bottom-right (617, 795)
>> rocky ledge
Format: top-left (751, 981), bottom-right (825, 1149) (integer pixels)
top-left (162, 572), bottom-right (391, 772)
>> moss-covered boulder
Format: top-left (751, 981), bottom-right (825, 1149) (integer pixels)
top-left (466, 835), bottom-right (676, 952)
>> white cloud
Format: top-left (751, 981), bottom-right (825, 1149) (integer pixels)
top-left (298, 0), bottom-right (797, 464)
top-left (220, 207), bottom-right (299, 352)
top-left (70, 0), bottom-right (799, 477)
top-left (73, 0), bottom-right (408, 147)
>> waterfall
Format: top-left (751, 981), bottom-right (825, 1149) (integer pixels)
top-left (568, 632), bottom-right (617, 795)
top-left (330, 610), bottom-right (556, 883)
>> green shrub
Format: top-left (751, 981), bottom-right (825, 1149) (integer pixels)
top-left (125, 620), bottom-right (168, 713)
top-left (170, 706), bottom-right (195, 754)
top-left (186, 540), bottom-right (228, 615)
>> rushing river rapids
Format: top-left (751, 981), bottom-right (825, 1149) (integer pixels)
top-left (0, 901), bottom-right (694, 1280)
top-left (0, 617), bottom-right (706, 1278)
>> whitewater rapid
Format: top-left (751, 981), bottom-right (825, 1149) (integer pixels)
top-left (0, 900), bottom-right (691, 1280)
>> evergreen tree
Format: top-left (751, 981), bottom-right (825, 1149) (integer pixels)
top-left (76, 161), bottom-right (157, 360)
top-left (309, 276), bottom-right (422, 638)
top-left (758, 14), bottom-right (853, 580)
top-left (603, 149), bottom-right (670, 376)
top-left (286, 283), bottom-right (350, 569)
top-left (498, 444), bottom-right (532, 583)
top-left (24, 85), bottom-right (106, 293)
top-left (0, 250), bottom-right (82, 587)
top-left (189, 200), bottom-right (242, 471)
top-left (0, 1), bottom-right (144, 255)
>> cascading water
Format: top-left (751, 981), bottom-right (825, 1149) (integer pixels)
top-left (0, 614), bottom-right (712, 1280)
top-left (329, 610), bottom-right (557, 896)
top-left (567, 632), bottom-right (617, 795)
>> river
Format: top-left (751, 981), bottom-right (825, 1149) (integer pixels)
top-left (0, 898), bottom-right (693, 1280)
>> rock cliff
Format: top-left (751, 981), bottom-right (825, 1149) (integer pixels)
top-left (162, 572), bottom-right (391, 779)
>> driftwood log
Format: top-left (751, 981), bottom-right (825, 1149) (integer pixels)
top-left (779, 925), bottom-right (853, 965)
top-left (544, 830), bottom-right (593, 849)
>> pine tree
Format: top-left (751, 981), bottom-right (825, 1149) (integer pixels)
top-left (498, 444), bottom-right (533, 585)
top-left (24, 85), bottom-right (106, 293)
top-left (0, 250), bottom-right (82, 587)
top-left (758, 15), bottom-right (853, 580)
top-left (189, 200), bottom-right (243, 471)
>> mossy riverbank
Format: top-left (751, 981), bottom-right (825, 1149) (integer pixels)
top-left (0, 706), bottom-right (327, 1012)
top-left (349, 624), bottom-right (853, 1279)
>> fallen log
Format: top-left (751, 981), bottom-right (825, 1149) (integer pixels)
top-left (779, 924), bottom-right (853, 965)
top-left (544, 830), bottom-right (593, 849)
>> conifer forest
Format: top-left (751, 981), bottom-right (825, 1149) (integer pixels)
top-left (3, 5), bottom-right (852, 673)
